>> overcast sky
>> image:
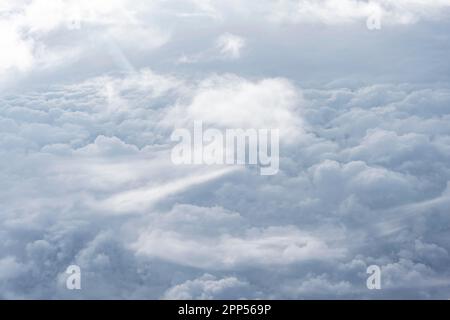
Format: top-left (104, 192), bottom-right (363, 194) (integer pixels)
top-left (1, 0), bottom-right (450, 299)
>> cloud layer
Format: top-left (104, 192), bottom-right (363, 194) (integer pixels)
top-left (1, 0), bottom-right (450, 299)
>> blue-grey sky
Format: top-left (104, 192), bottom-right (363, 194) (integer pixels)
top-left (1, 0), bottom-right (450, 299)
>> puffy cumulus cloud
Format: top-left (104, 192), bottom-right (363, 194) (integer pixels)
top-left (308, 159), bottom-right (423, 209)
top-left (0, 21), bottom-right (34, 74)
top-left (0, 257), bottom-right (28, 282)
top-left (164, 74), bottom-right (304, 141)
top-left (377, 258), bottom-right (450, 297)
top-left (163, 274), bottom-right (251, 300)
top-left (132, 204), bottom-right (344, 270)
top-left (282, 274), bottom-right (354, 297)
top-left (1, 37), bottom-right (450, 299)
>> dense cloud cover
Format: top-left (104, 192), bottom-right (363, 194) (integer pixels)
top-left (1, 0), bottom-right (450, 299)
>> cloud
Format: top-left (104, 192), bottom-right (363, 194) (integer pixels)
top-left (0, 257), bottom-right (27, 282)
top-left (164, 75), bottom-right (304, 143)
top-left (1, 1), bottom-right (450, 299)
top-left (163, 274), bottom-right (250, 299)
top-left (133, 210), bottom-right (345, 270)
top-left (2, 70), bottom-right (450, 298)
top-left (215, 33), bottom-right (246, 59)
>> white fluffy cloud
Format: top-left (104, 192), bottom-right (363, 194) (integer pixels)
top-left (2, 69), bottom-right (450, 298)
top-left (163, 274), bottom-right (250, 299)
top-left (132, 204), bottom-right (344, 270)
top-left (164, 75), bottom-right (303, 141)
top-left (215, 33), bottom-right (246, 59)
top-left (1, 0), bottom-right (450, 299)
